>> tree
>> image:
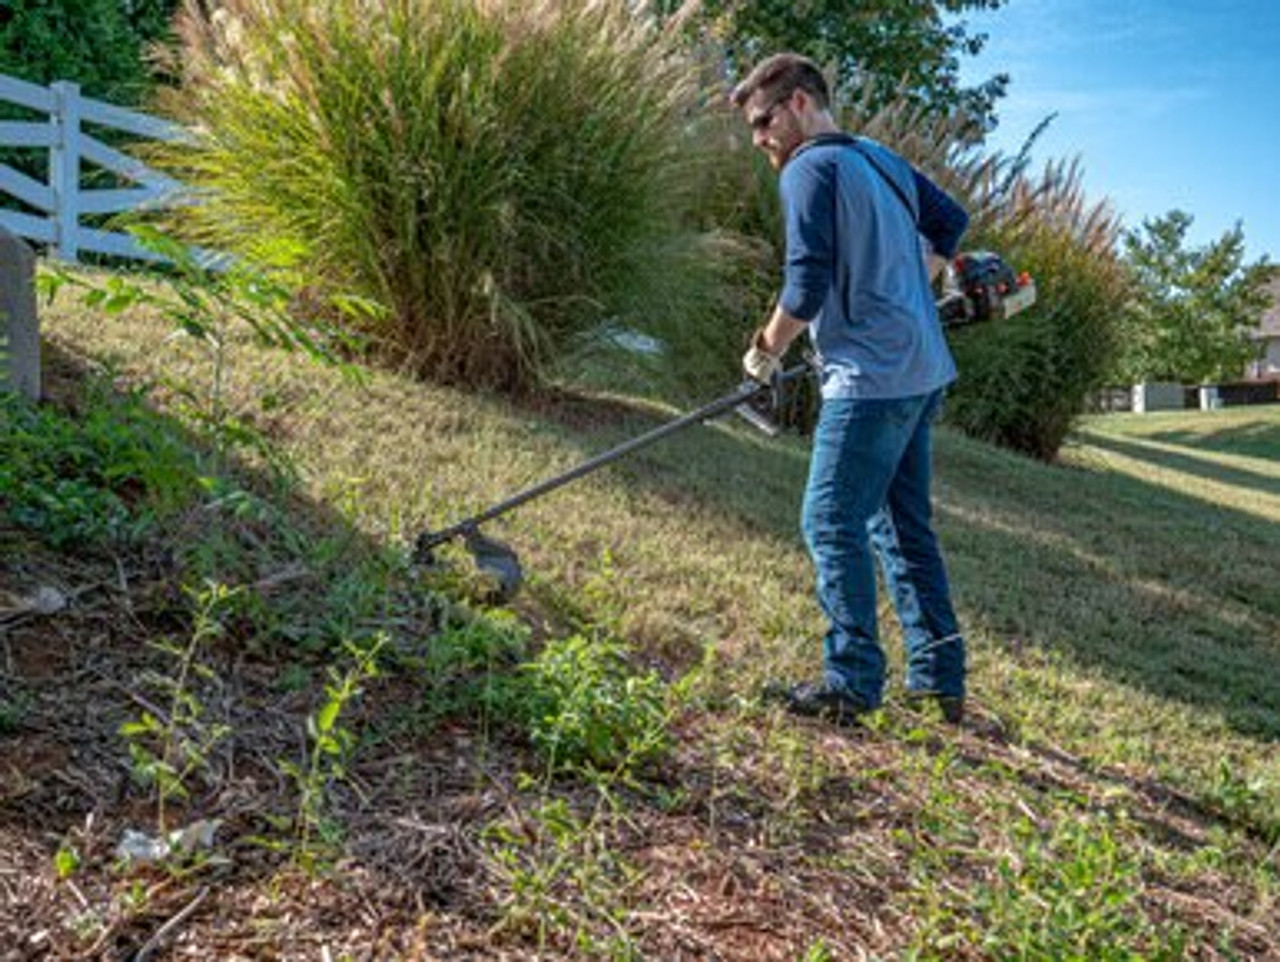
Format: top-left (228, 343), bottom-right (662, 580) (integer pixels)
top-left (121, 0), bottom-right (181, 48)
top-left (0, 1), bottom-right (181, 202)
top-left (1115, 211), bottom-right (1273, 385)
top-left (0, 0), bottom-right (175, 105)
top-left (657, 0), bottom-right (1010, 130)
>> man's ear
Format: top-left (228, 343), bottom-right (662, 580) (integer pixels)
top-left (792, 87), bottom-right (825, 122)
top-left (789, 87), bottom-right (823, 132)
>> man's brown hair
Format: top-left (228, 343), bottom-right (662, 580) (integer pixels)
top-left (729, 53), bottom-right (830, 110)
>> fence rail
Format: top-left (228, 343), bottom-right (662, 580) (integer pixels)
top-left (0, 73), bottom-right (189, 264)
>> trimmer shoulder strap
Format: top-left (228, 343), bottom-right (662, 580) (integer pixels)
top-left (799, 133), bottom-right (920, 226)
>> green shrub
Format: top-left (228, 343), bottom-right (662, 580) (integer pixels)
top-left (522, 633), bottom-right (670, 775)
top-left (155, 0), bottom-right (721, 394)
top-left (0, 0), bottom-right (170, 106)
top-left (0, 387), bottom-right (201, 549)
top-left (943, 160), bottom-right (1129, 460)
top-left (0, 0), bottom-right (178, 195)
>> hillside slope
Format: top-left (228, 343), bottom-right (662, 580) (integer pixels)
top-left (2, 289), bottom-right (1277, 958)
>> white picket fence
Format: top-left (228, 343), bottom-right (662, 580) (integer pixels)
top-left (0, 73), bottom-right (188, 263)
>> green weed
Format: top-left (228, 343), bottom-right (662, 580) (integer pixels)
top-left (38, 229), bottom-right (351, 475)
top-left (802, 940), bottom-right (837, 962)
top-left (280, 634), bottom-right (386, 871)
top-left (484, 796), bottom-right (640, 957)
top-left (1203, 758), bottom-right (1280, 844)
top-left (119, 581), bottom-right (236, 833)
top-left (0, 387), bottom-right (200, 549)
top-left (52, 843), bottom-right (80, 881)
top-left (521, 633), bottom-right (670, 778)
top-left (0, 690), bottom-right (30, 735)
top-left (409, 609), bottom-right (532, 727)
top-left (914, 811), bottom-right (1188, 958)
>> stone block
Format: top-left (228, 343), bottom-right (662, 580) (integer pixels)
top-left (0, 225), bottom-right (39, 401)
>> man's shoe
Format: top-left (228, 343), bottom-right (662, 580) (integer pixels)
top-left (905, 690), bottom-right (965, 725)
top-left (762, 680), bottom-right (870, 727)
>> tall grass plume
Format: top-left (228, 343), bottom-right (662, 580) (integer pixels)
top-left (154, 0), bottom-right (719, 393)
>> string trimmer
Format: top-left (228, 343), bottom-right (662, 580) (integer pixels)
top-left (413, 364), bottom-right (811, 597)
top-left (414, 251), bottom-right (1035, 598)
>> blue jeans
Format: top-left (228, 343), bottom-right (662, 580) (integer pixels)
top-left (800, 390), bottom-right (965, 708)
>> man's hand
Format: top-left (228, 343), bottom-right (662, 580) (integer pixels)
top-left (742, 328), bottom-right (782, 382)
top-left (743, 306), bottom-right (808, 382)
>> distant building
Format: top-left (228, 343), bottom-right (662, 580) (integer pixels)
top-left (1246, 267), bottom-right (1280, 379)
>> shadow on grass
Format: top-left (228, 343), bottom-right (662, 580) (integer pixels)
top-left (513, 386), bottom-right (1280, 741)
top-left (927, 432), bottom-right (1280, 740)
top-left (1079, 431), bottom-right (1280, 498)
top-left (1144, 414), bottom-right (1280, 461)
top-left (0, 340), bottom-right (507, 953)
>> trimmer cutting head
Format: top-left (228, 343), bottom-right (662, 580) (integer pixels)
top-left (415, 524), bottom-right (524, 602)
top-left (462, 526), bottom-right (524, 600)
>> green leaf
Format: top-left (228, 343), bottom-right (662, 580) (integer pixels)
top-left (53, 845), bottom-right (80, 880)
top-left (314, 699), bottom-right (341, 736)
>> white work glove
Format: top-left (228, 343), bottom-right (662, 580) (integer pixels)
top-left (742, 329), bottom-right (781, 383)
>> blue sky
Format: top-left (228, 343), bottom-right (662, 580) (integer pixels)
top-left (956, 0), bottom-right (1280, 263)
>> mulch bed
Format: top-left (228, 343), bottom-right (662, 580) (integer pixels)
top-left (4, 542), bottom-right (1278, 959)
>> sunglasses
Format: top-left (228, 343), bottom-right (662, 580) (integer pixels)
top-left (747, 91), bottom-right (793, 131)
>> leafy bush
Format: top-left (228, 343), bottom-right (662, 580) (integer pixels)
top-left (0, 0), bottom-right (179, 193)
top-left (154, 0), bottom-right (722, 394)
top-left (0, 0), bottom-right (173, 106)
top-left (942, 160), bottom-right (1129, 461)
top-left (0, 387), bottom-right (201, 549)
top-left (521, 633), bottom-right (670, 775)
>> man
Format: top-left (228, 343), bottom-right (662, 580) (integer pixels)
top-left (732, 53), bottom-right (968, 725)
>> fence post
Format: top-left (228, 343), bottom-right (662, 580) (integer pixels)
top-left (0, 224), bottom-right (40, 401)
top-left (50, 80), bottom-right (81, 262)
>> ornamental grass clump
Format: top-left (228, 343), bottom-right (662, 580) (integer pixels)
top-left (156, 0), bottom-right (715, 393)
top-left (941, 157), bottom-right (1130, 461)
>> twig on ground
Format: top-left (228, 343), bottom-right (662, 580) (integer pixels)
top-left (134, 885), bottom-right (210, 962)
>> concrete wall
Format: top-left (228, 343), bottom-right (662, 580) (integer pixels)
top-left (1132, 382), bottom-right (1185, 413)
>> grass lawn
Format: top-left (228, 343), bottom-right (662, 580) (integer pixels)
top-left (2, 281), bottom-right (1277, 958)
